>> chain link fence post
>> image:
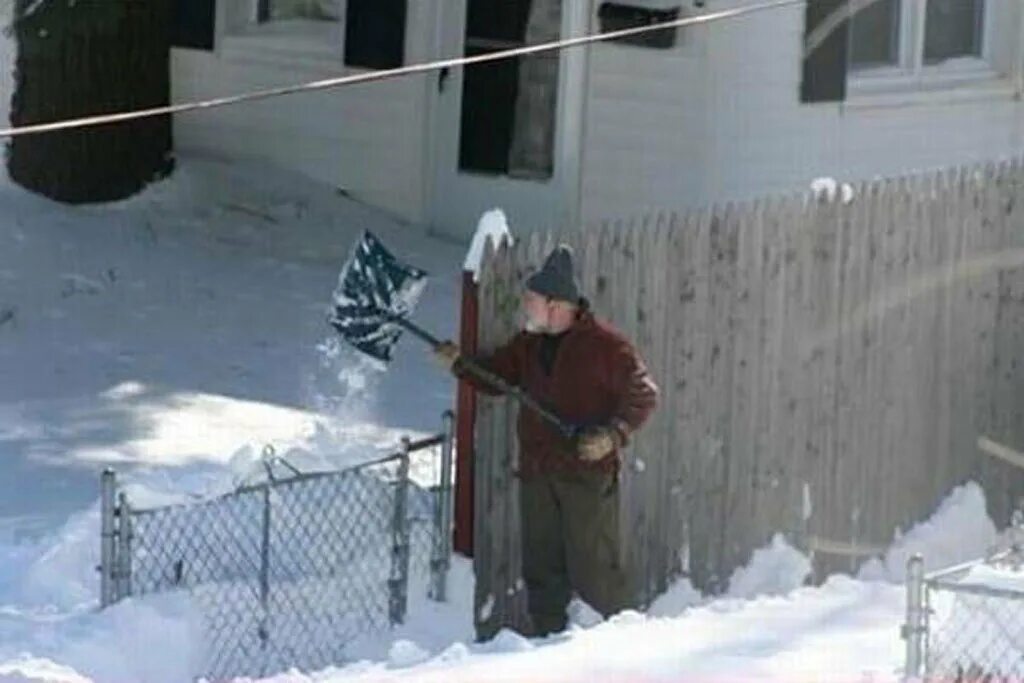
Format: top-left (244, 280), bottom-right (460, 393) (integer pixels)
top-left (389, 437), bottom-right (412, 625)
top-left (903, 553), bottom-right (926, 680)
top-left (99, 468), bottom-right (117, 608)
top-left (116, 491), bottom-right (133, 600)
top-left (430, 411), bottom-right (455, 602)
top-left (259, 483), bottom-right (272, 662)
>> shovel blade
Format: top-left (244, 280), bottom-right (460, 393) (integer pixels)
top-left (328, 230), bottom-right (428, 362)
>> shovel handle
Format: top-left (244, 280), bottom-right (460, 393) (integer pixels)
top-left (391, 316), bottom-right (577, 440)
top-left (457, 356), bottom-right (578, 440)
top-left (392, 316), bottom-right (443, 347)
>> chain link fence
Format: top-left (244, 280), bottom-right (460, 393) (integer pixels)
top-left (98, 412), bottom-right (455, 681)
top-left (904, 544), bottom-right (1024, 681)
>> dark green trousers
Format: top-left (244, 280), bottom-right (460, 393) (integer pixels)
top-left (519, 468), bottom-right (632, 637)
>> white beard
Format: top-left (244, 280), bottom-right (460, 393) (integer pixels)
top-left (524, 317), bottom-right (547, 334)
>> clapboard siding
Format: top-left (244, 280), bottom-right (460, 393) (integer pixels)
top-left (171, 39), bottom-right (429, 225)
top-left (579, 22), bottom-right (707, 222)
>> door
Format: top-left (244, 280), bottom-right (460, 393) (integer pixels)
top-left (429, 0), bottom-right (588, 241)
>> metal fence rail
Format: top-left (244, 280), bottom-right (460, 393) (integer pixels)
top-left (99, 411), bottom-right (455, 680)
top-left (904, 547), bottom-right (1024, 681)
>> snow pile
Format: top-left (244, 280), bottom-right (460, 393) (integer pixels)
top-left (726, 533), bottom-right (812, 599)
top-left (858, 482), bottom-right (997, 582)
top-left (6, 507), bottom-right (102, 611)
top-left (332, 555), bottom-right (476, 665)
top-left (463, 209), bottom-right (511, 282)
top-left (646, 576), bottom-right (702, 618)
top-left (0, 595), bottom-right (204, 683)
top-left (255, 577), bottom-right (905, 683)
top-left (566, 598), bottom-right (603, 628)
top-left (0, 508), bottom-right (203, 683)
top-left (0, 657), bottom-right (91, 683)
top-left (810, 176), bottom-right (838, 200)
top-left (810, 177), bottom-right (855, 204)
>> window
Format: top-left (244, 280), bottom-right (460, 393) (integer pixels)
top-left (849, 0), bottom-right (900, 70)
top-left (596, 3), bottom-right (681, 50)
top-left (923, 0), bottom-right (984, 65)
top-left (257, 0), bottom-right (340, 22)
top-left (801, 0), bottom-right (1009, 103)
top-left (849, 0), bottom-right (987, 73)
top-left (233, 0), bottom-right (406, 69)
top-left (458, 0), bottom-right (561, 180)
top-left (173, 0), bottom-right (216, 51)
top-left (344, 0), bottom-right (406, 69)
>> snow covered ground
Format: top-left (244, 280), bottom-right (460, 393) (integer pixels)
top-left (0, 156), bottom-right (1015, 682)
top-left (0, 155), bottom-right (461, 534)
top-left (0, 155), bottom-right (463, 681)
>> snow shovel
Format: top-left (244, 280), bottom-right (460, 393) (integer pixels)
top-left (328, 230), bottom-right (577, 440)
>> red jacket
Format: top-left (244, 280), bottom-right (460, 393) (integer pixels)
top-left (457, 311), bottom-right (659, 477)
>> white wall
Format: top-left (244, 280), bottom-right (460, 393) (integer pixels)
top-left (172, 46), bottom-right (430, 225)
top-left (171, 0), bottom-right (439, 227)
top-left (578, 6), bottom-right (710, 222)
top-left (0, 3), bottom-right (435, 220)
top-left (580, 0), bottom-right (1024, 219)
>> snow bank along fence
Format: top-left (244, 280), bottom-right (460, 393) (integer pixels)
top-left (904, 548), bottom-right (1024, 681)
top-left (467, 159), bottom-right (1024, 638)
top-left (98, 412), bottom-right (455, 680)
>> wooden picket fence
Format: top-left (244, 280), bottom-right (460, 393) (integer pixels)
top-left (468, 159), bottom-right (1024, 639)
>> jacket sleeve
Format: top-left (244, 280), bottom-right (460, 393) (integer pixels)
top-left (608, 340), bottom-right (659, 444)
top-left (453, 333), bottom-right (526, 397)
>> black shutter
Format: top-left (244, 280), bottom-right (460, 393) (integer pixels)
top-left (597, 3), bottom-right (681, 50)
top-left (344, 0), bottom-right (407, 70)
top-left (800, 0), bottom-right (849, 103)
top-left (172, 0), bottom-right (216, 51)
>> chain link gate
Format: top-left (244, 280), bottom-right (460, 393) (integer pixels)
top-left (904, 545), bottom-right (1024, 681)
top-left (98, 412), bottom-right (455, 680)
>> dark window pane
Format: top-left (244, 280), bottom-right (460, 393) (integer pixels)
top-left (465, 0), bottom-right (531, 45)
top-left (849, 0), bottom-right (900, 69)
top-left (801, 0), bottom-right (850, 102)
top-left (458, 0), bottom-right (560, 179)
top-left (459, 47), bottom-right (522, 174)
top-left (173, 0), bottom-right (216, 51)
top-left (924, 0), bottom-right (984, 64)
top-left (266, 0), bottom-right (339, 21)
top-left (344, 0), bottom-right (407, 69)
top-left (597, 3), bottom-right (680, 50)
top-left (507, 0), bottom-right (560, 179)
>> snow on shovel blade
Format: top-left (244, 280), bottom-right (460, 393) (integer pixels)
top-left (328, 230), bottom-right (428, 362)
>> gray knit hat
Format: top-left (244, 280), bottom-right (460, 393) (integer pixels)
top-left (525, 245), bottom-right (581, 303)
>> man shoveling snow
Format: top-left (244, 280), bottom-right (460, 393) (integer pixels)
top-left (434, 245), bottom-right (659, 636)
top-left (328, 231), bottom-right (658, 637)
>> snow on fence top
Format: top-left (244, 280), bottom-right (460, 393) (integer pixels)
top-left (464, 209), bottom-right (512, 282)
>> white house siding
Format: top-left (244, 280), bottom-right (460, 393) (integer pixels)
top-left (578, 17), bottom-right (710, 223)
top-left (581, 0), bottom-right (1024, 220)
top-left (171, 1), bottom-right (438, 227)
top-left (0, 3), bottom-right (13, 135)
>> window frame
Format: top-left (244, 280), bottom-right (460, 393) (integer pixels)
top-left (220, 0), bottom-right (409, 71)
top-left (847, 0), bottom-right (905, 73)
top-left (848, 0), bottom-right (1009, 96)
